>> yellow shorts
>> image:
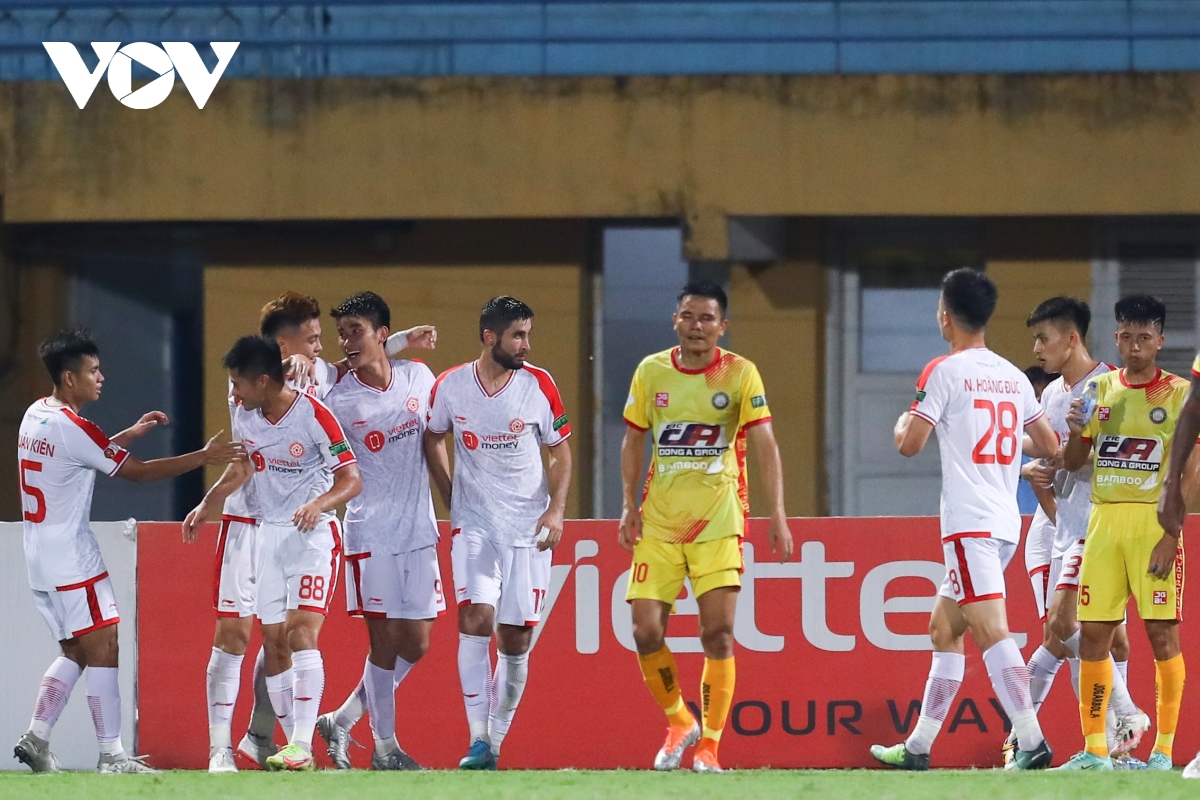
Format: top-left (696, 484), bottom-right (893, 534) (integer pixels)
top-left (625, 534), bottom-right (743, 609)
top-left (1078, 503), bottom-right (1185, 622)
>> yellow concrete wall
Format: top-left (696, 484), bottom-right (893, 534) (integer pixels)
top-left (0, 264), bottom-right (70, 520)
top-left (7, 76), bottom-right (1200, 234)
top-left (204, 262), bottom-right (590, 519)
top-left (985, 218), bottom-right (1093, 368)
top-left (728, 219), bottom-right (826, 517)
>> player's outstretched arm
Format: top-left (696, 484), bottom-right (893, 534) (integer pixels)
top-left (894, 411), bottom-right (933, 457)
top-left (746, 421), bottom-right (794, 562)
top-left (1023, 415), bottom-right (1058, 460)
top-left (117, 431), bottom-right (246, 484)
top-left (618, 425), bottom-right (646, 551)
top-left (422, 429), bottom-right (453, 507)
top-left (1160, 377), bottom-right (1200, 535)
top-left (535, 440), bottom-right (572, 551)
top-left (386, 325), bottom-right (438, 356)
top-left (182, 459), bottom-right (253, 543)
top-left (293, 463), bottom-right (362, 532)
top-left (111, 410), bottom-right (170, 447)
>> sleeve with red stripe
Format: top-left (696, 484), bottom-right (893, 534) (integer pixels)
top-left (306, 395), bottom-right (357, 469)
top-left (60, 408), bottom-right (128, 475)
top-left (525, 364), bottom-right (571, 444)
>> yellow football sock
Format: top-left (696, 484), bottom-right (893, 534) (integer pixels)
top-left (638, 647), bottom-right (693, 729)
top-left (1154, 654), bottom-right (1185, 758)
top-left (1079, 658), bottom-right (1112, 757)
top-left (701, 657), bottom-right (736, 744)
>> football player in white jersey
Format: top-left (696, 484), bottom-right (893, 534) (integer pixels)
top-left (188, 335), bottom-right (362, 771)
top-left (315, 292), bottom-right (442, 771)
top-left (14, 329), bottom-right (243, 774)
top-left (183, 292), bottom-right (434, 772)
top-left (424, 296), bottom-right (572, 770)
top-left (1002, 297), bottom-right (1148, 764)
top-left (870, 269), bottom-right (1059, 771)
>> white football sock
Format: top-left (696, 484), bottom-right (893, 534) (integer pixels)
top-left (247, 646), bottom-right (277, 740)
top-left (206, 647), bottom-right (244, 749)
top-left (1115, 659), bottom-right (1129, 686)
top-left (29, 656), bottom-right (81, 740)
top-left (1108, 657), bottom-right (1137, 717)
top-left (1068, 657), bottom-right (1081, 700)
top-left (266, 669), bottom-right (295, 741)
top-left (983, 639), bottom-right (1043, 751)
top-left (1062, 629), bottom-right (1081, 658)
top-left (364, 659), bottom-right (396, 750)
top-left (488, 652), bottom-right (530, 757)
top-left (290, 650), bottom-right (325, 751)
top-left (906, 652), bottom-right (964, 756)
top-left (86, 666), bottom-right (125, 757)
top-left (335, 673), bottom-right (367, 729)
top-left (459, 633), bottom-right (493, 745)
top-left (1026, 646), bottom-right (1064, 711)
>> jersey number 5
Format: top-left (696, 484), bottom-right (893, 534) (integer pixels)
top-left (972, 399), bottom-right (1019, 466)
top-left (19, 459), bottom-right (46, 524)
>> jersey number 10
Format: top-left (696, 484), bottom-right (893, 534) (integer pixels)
top-left (971, 399), bottom-right (1019, 466)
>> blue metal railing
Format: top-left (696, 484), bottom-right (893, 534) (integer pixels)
top-left (2, 1), bottom-right (1198, 79)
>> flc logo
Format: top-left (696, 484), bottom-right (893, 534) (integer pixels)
top-left (42, 42), bottom-right (239, 109)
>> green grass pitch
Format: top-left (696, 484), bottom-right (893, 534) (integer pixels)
top-left (0, 769), bottom-right (1195, 800)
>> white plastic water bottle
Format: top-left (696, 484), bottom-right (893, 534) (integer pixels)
top-left (1079, 380), bottom-right (1100, 425)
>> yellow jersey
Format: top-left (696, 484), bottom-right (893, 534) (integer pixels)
top-left (623, 347), bottom-right (771, 543)
top-left (1083, 367), bottom-right (1190, 505)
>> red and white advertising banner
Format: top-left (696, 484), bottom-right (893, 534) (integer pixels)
top-left (138, 517), bottom-right (1200, 770)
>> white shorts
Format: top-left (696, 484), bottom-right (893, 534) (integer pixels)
top-left (938, 534), bottom-right (1016, 606)
top-left (451, 530), bottom-right (551, 627)
top-left (214, 515), bottom-right (258, 618)
top-left (345, 545), bottom-right (447, 620)
top-left (255, 519), bottom-right (342, 626)
top-left (1024, 512), bottom-right (1055, 621)
top-left (33, 572), bottom-right (120, 641)
top-left (1049, 538), bottom-right (1086, 593)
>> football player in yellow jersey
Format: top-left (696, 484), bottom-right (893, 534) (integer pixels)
top-left (1160, 345), bottom-right (1200, 779)
top-left (1060, 295), bottom-right (1200, 770)
top-left (617, 281), bottom-right (793, 774)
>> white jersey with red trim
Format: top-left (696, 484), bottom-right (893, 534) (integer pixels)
top-left (325, 359), bottom-right (439, 555)
top-left (232, 391), bottom-right (357, 527)
top-left (427, 361), bottom-right (571, 547)
top-left (1040, 362), bottom-right (1114, 558)
top-left (221, 358), bottom-right (340, 520)
top-left (910, 348), bottom-right (1044, 544)
top-left (17, 399), bottom-right (130, 591)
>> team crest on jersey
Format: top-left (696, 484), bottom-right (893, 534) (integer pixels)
top-left (1098, 407), bottom-right (1111, 421)
top-left (103, 443), bottom-right (119, 460)
top-left (1150, 407), bottom-right (1167, 424)
top-left (406, 397), bottom-right (420, 413)
top-left (1154, 590), bottom-right (1168, 605)
top-left (510, 418), bottom-right (526, 434)
top-left (289, 442), bottom-right (306, 458)
top-left (711, 392), bottom-right (730, 410)
top-left (655, 393), bottom-right (669, 408)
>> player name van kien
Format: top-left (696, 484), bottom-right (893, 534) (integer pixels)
top-left (537, 541), bottom-right (1028, 655)
top-left (42, 42), bottom-right (239, 109)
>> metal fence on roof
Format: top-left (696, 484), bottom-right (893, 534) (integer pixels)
top-left (2, 1), bottom-right (1200, 80)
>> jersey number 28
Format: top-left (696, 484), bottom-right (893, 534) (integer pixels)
top-left (972, 400), bottom-right (1019, 466)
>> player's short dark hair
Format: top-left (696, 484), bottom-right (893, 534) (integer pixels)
top-left (1024, 365), bottom-right (1057, 389)
top-left (1026, 296), bottom-right (1091, 338)
top-left (479, 296), bottom-right (534, 342)
top-left (223, 335), bottom-right (284, 384)
top-left (678, 281), bottom-right (728, 318)
top-left (331, 291), bottom-right (391, 331)
top-left (260, 292), bottom-right (321, 339)
top-left (1114, 294), bottom-right (1167, 332)
top-left (38, 328), bottom-right (100, 387)
top-left (941, 268), bottom-right (997, 332)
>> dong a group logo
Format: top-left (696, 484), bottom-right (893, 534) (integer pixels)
top-left (42, 42), bottom-right (239, 109)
